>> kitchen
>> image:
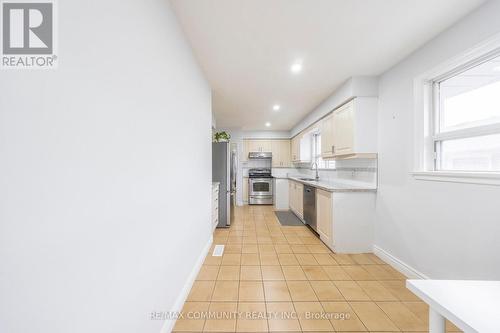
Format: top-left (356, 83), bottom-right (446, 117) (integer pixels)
top-left (213, 78), bottom-right (379, 255)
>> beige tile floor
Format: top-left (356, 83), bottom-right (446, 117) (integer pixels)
top-left (174, 205), bottom-right (462, 333)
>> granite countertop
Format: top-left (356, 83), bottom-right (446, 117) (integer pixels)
top-left (274, 175), bottom-right (377, 193)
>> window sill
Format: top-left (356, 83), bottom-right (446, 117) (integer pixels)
top-left (411, 171), bottom-right (500, 186)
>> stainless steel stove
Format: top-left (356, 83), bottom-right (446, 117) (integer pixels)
top-left (248, 168), bottom-right (273, 205)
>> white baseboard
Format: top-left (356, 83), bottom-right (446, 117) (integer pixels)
top-left (373, 245), bottom-right (429, 280)
top-left (160, 235), bottom-right (213, 333)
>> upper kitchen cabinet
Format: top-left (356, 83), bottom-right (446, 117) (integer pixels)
top-left (242, 139), bottom-right (272, 161)
top-left (271, 139), bottom-right (291, 168)
top-left (321, 97), bottom-right (377, 159)
top-left (242, 140), bottom-right (249, 161)
top-left (246, 139), bottom-right (272, 153)
top-left (291, 136), bottom-right (299, 162)
top-left (291, 132), bottom-right (312, 163)
top-left (332, 101), bottom-right (355, 156)
top-left (320, 114), bottom-right (334, 159)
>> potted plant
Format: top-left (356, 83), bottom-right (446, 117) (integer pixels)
top-left (213, 131), bottom-right (231, 142)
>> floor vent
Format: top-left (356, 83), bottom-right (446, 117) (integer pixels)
top-left (212, 245), bottom-right (224, 257)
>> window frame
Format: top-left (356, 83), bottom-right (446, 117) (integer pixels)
top-left (412, 32), bottom-right (500, 185)
top-left (311, 132), bottom-right (336, 170)
top-left (431, 69), bottom-right (500, 171)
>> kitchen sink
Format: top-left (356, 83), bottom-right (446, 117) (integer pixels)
top-left (299, 178), bottom-right (316, 181)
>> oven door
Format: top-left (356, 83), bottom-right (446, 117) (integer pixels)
top-left (249, 178), bottom-right (273, 196)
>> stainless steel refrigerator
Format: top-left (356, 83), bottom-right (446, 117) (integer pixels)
top-left (212, 142), bottom-right (237, 227)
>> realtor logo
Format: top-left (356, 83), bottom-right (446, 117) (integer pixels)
top-left (1, 0), bottom-right (57, 69)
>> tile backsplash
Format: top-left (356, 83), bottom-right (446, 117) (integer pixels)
top-left (271, 158), bottom-right (378, 187)
top-left (241, 159), bottom-right (272, 176)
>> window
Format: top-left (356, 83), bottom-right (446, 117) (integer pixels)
top-left (312, 133), bottom-right (335, 169)
top-left (432, 54), bottom-right (500, 172)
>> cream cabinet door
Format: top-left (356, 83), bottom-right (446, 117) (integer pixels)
top-left (332, 101), bottom-right (354, 156)
top-left (272, 140), bottom-right (291, 167)
top-left (289, 181), bottom-right (295, 211)
top-left (271, 140), bottom-right (282, 167)
top-left (291, 136), bottom-right (299, 162)
top-left (296, 182), bottom-right (303, 218)
top-left (247, 140), bottom-right (272, 152)
top-left (316, 189), bottom-right (332, 244)
top-left (243, 177), bottom-right (249, 203)
top-left (280, 140), bottom-right (291, 167)
top-left (259, 140), bottom-right (272, 152)
top-left (290, 181), bottom-right (300, 216)
top-left (320, 114), bottom-right (334, 158)
top-left (298, 133), bottom-right (312, 163)
top-left (242, 140), bottom-right (249, 161)
top-left (246, 140), bottom-right (261, 153)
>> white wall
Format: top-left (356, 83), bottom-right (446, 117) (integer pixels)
top-left (0, 1), bottom-right (212, 333)
top-left (376, 0), bottom-right (500, 279)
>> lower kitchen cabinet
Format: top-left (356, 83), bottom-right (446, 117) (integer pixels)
top-left (316, 189), bottom-right (332, 245)
top-left (320, 190), bottom-right (375, 253)
top-left (288, 181), bottom-right (295, 211)
top-left (296, 182), bottom-right (303, 218)
top-left (242, 177), bottom-right (249, 204)
top-left (212, 183), bottom-right (219, 230)
top-left (288, 180), bottom-right (303, 219)
top-left (274, 178), bottom-right (289, 210)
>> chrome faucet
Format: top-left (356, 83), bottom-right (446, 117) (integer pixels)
top-left (312, 161), bottom-right (320, 181)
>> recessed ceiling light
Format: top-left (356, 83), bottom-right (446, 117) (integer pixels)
top-left (265, 122), bottom-right (271, 127)
top-left (273, 104), bottom-right (281, 111)
top-left (291, 61), bottom-right (303, 74)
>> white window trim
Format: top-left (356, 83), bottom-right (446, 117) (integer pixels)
top-left (412, 31), bottom-right (500, 186)
top-left (310, 130), bottom-right (336, 170)
top-left (412, 171), bottom-right (500, 186)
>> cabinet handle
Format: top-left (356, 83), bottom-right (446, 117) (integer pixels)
top-left (332, 145), bottom-right (335, 154)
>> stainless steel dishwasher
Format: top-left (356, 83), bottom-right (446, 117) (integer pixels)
top-left (303, 185), bottom-right (317, 232)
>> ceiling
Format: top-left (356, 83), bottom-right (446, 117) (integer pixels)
top-left (170, 0), bottom-right (486, 131)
